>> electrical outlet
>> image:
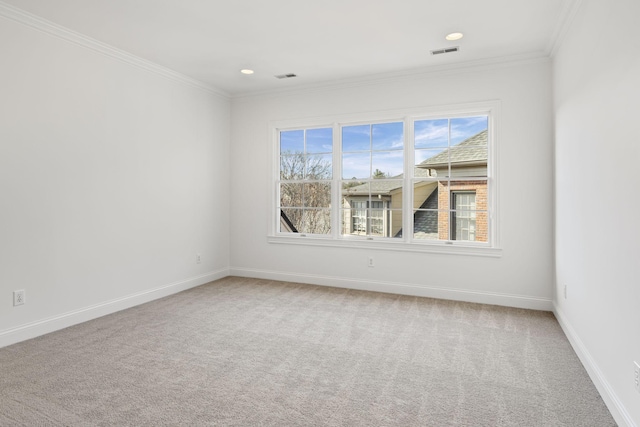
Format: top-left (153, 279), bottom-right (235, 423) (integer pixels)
top-left (368, 257), bottom-right (374, 267)
top-left (634, 361), bottom-right (640, 394)
top-left (196, 253), bottom-right (201, 264)
top-left (13, 290), bottom-right (25, 306)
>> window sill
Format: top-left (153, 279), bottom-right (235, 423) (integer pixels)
top-left (267, 235), bottom-right (502, 258)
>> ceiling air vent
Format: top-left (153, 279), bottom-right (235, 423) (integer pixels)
top-left (275, 73), bottom-right (297, 79)
top-left (430, 46), bottom-right (460, 55)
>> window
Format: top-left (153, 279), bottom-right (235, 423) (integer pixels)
top-left (271, 102), bottom-right (499, 255)
top-left (350, 201), bottom-right (367, 234)
top-left (341, 122), bottom-right (403, 239)
top-left (346, 200), bottom-right (391, 236)
top-left (452, 192), bottom-right (476, 241)
top-left (413, 116), bottom-right (488, 243)
top-left (279, 128), bottom-right (333, 235)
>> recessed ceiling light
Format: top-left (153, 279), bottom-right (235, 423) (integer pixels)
top-left (445, 32), bottom-right (464, 41)
top-left (240, 69), bottom-right (254, 75)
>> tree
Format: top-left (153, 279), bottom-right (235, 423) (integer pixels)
top-left (280, 152), bottom-right (332, 234)
top-left (373, 168), bottom-right (387, 179)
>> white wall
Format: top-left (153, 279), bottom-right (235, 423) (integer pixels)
top-left (230, 60), bottom-right (554, 309)
top-left (553, 0), bottom-right (640, 425)
top-left (0, 15), bottom-right (231, 346)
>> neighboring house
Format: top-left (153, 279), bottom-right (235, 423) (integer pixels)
top-left (341, 167), bottom-right (430, 238)
top-left (342, 129), bottom-right (488, 241)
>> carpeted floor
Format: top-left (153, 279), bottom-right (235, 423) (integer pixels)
top-left (0, 276), bottom-right (616, 426)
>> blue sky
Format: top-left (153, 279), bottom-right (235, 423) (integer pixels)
top-left (342, 122), bottom-right (403, 179)
top-left (414, 116), bottom-right (488, 147)
top-left (280, 128), bottom-right (332, 154)
top-left (342, 122), bottom-right (404, 152)
top-left (415, 116), bottom-right (488, 166)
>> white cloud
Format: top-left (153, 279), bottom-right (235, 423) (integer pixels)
top-left (415, 126), bottom-right (448, 144)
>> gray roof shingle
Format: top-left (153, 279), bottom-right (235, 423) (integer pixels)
top-left (418, 129), bottom-right (487, 168)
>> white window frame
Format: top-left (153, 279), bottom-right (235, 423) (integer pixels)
top-left (268, 101), bottom-right (501, 257)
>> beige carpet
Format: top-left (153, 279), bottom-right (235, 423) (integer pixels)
top-left (0, 276), bottom-right (615, 426)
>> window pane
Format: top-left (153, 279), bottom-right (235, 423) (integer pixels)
top-left (450, 116), bottom-right (488, 145)
top-left (449, 210), bottom-right (490, 242)
top-left (417, 147), bottom-right (488, 178)
top-left (372, 122), bottom-right (403, 150)
top-left (368, 209), bottom-right (396, 237)
top-left (412, 180), bottom-right (440, 240)
top-left (305, 154), bottom-right (332, 179)
top-left (413, 209), bottom-right (440, 240)
top-left (342, 181), bottom-right (369, 199)
top-left (342, 124), bottom-right (370, 152)
top-left (280, 154), bottom-right (305, 180)
top-left (451, 191), bottom-right (483, 242)
top-left (280, 208), bottom-right (300, 233)
top-left (414, 119), bottom-right (449, 148)
top-left (448, 180), bottom-right (487, 194)
top-left (449, 147), bottom-right (488, 177)
top-left (372, 151), bottom-right (403, 178)
top-left (342, 152), bottom-right (370, 179)
top-left (280, 130), bottom-right (304, 153)
top-left (450, 191), bottom-right (485, 242)
top-left (452, 208), bottom-right (476, 241)
top-left (415, 148), bottom-right (449, 168)
top-left (342, 180), bottom-right (402, 238)
top-left (411, 180), bottom-right (488, 242)
top-left (350, 201), bottom-right (367, 235)
top-left (303, 182), bottom-right (331, 208)
top-left (280, 183), bottom-right (303, 207)
top-left (413, 181), bottom-right (439, 208)
top-left (299, 209), bottom-right (332, 234)
top-left (340, 202), bottom-right (400, 237)
top-left (474, 210), bottom-right (489, 243)
top-left (280, 208), bottom-right (331, 234)
top-left (367, 180), bottom-right (402, 199)
top-left (306, 128), bottom-right (333, 153)
top-left (387, 209), bottom-right (403, 238)
top-left (279, 126), bottom-right (334, 236)
top-left (449, 145), bottom-right (487, 165)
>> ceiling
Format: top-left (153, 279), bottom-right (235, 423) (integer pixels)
top-left (1, 0), bottom-right (577, 96)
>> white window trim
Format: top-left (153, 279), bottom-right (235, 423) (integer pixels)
top-left (268, 101), bottom-right (502, 257)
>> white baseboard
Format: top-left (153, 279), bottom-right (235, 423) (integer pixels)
top-left (0, 268), bottom-right (230, 349)
top-left (230, 267), bottom-right (553, 311)
top-left (553, 304), bottom-right (636, 427)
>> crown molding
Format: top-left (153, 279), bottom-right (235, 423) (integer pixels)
top-left (546, 0), bottom-right (584, 57)
top-left (232, 51), bottom-right (550, 100)
top-left (0, 1), bottom-right (229, 99)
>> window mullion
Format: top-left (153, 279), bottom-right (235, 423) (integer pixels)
top-left (368, 124), bottom-right (373, 238)
top-left (405, 116), bottom-right (413, 244)
top-left (332, 122), bottom-right (341, 239)
top-left (447, 120), bottom-right (452, 242)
